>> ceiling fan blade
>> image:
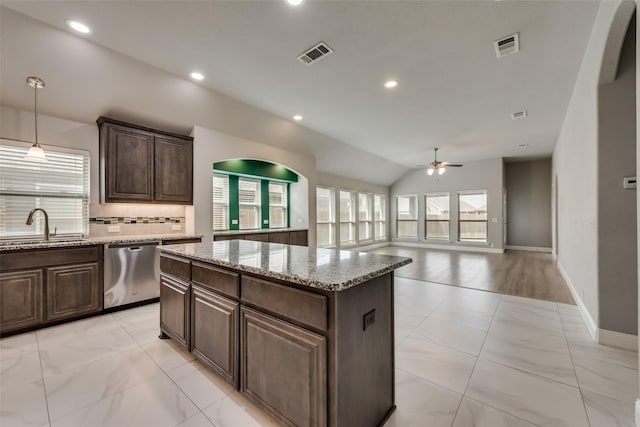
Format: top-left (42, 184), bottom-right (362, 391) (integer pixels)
top-left (441, 162), bottom-right (463, 167)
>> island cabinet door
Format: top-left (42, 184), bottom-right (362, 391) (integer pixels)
top-left (160, 273), bottom-right (190, 348)
top-left (240, 307), bottom-right (326, 427)
top-left (191, 285), bottom-right (238, 387)
top-left (0, 269), bottom-right (44, 334)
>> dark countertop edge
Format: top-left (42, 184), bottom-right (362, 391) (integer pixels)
top-left (213, 228), bottom-right (307, 236)
top-left (159, 245), bottom-right (412, 292)
top-left (0, 235), bottom-right (204, 252)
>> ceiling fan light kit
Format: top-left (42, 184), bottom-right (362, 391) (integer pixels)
top-left (422, 147), bottom-right (462, 176)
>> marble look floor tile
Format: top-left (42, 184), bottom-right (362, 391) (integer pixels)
top-left (452, 398), bottom-right (537, 427)
top-left (0, 351), bottom-right (42, 391)
top-left (36, 315), bottom-right (122, 350)
top-left (559, 312), bottom-right (590, 335)
top-left (395, 312), bottom-right (428, 330)
top-left (202, 393), bottom-right (280, 427)
top-left (0, 380), bottom-right (49, 427)
top-left (489, 313), bottom-right (565, 340)
top-left (39, 327), bottom-right (138, 378)
top-left (582, 389), bottom-right (635, 427)
top-left (167, 360), bottom-right (234, 410)
top-left (122, 319), bottom-right (162, 346)
top-left (112, 303), bottom-right (159, 328)
top-left (566, 331), bottom-right (638, 370)
top-left (501, 294), bottom-right (559, 312)
top-left (395, 327), bottom-right (412, 346)
top-left (142, 338), bottom-right (195, 372)
top-left (385, 370), bottom-right (461, 427)
top-left (428, 304), bottom-right (495, 332)
top-left (466, 359), bottom-right (589, 427)
top-left (177, 412), bottom-right (216, 427)
top-left (572, 353), bottom-right (638, 403)
top-left (44, 348), bottom-right (162, 421)
top-left (50, 374), bottom-right (198, 427)
top-left (494, 301), bottom-right (563, 333)
top-left (396, 336), bottom-right (477, 394)
top-left (440, 288), bottom-right (501, 314)
top-left (557, 302), bottom-right (580, 315)
top-left (0, 332), bottom-right (38, 360)
top-left (408, 318), bottom-right (487, 356)
top-left (480, 332), bottom-right (578, 387)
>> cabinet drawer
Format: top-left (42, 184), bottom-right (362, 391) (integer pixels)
top-left (192, 262), bottom-right (239, 299)
top-left (268, 232), bottom-right (289, 244)
top-left (0, 246), bottom-right (101, 271)
top-left (160, 254), bottom-right (190, 281)
top-left (244, 233), bottom-right (269, 242)
top-left (241, 276), bottom-right (327, 331)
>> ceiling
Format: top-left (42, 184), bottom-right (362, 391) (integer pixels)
top-left (2, 1), bottom-right (599, 169)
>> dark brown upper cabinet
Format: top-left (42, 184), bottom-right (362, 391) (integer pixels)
top-left (98, 116), bottom-right (193, 204)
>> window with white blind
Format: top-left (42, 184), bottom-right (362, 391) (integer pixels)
top-left (316, 186), bottom-right (335, 248)
top-left (268, 182), bottom-right (287, 229)
top-left (358, 192), bottom-right (373, 243)
top-left (0, 140), bottom-right (89, 239)
top-left (339, 190), bottom-right (356, 246)
top-left (459, 191), bottom-right (488, 242)
top-left (238, 177), bottom-right (261, 230)
top-left (396, 195), bottom-right (418, 239)
top-left (212, 173), bottom-right (229, 231)
top-left (425, 193), bottom-right (450, 240)
top-left (374, 194), bottom-right (386, 240)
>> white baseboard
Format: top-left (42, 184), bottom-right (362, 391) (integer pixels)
top-left (635, 399), bottom-right (640, 427)
top-left (390, 241), bottom-right (505, 254)
top-left (599, 329), bottom-right (637, 351)
top-left (557, 261), bottom-right (599, 342)
top-left (350, 241), bottom-right (390, 251)
top-left (505, 245), bottom-right (552, 253)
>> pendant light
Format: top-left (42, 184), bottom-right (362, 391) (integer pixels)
top-left (24, 76), bottom-right (47, 162)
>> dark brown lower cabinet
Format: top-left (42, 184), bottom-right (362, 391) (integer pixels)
top-left (241, 307), bottom-right (326, 427)
top-left (46, 263), bottom-right (101, 321)
top-left (191, 285), bottom-right (238, 386)
top-left (160, 273), bottom-right (190, 348)
top-left (0, 269), bottom-right (44, 334)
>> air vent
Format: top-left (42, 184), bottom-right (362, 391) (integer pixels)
top-left (297, 42), bottom-right (334, 65)
top-left (511, 110), bottom-right (527, 120)
top-left (495, 33), bottom-right (520, 58)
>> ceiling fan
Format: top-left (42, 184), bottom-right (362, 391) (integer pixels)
top-left (419, 147), bottom-right (463, 176)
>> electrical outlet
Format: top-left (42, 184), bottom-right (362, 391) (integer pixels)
top-left (363, 309), bottom-right (376, 331)
top-left (232, 219), bottom-right (238, 225)
top-left (107, 225), bottom-right (120, 233)
top-left (263, 219), bottom-right (269, 224)
top-left (172, 224), bottom-right (181, 231)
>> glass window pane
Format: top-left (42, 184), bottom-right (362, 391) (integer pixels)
top-left (316, 187), bottom-right (336, 247)
top-left (268, 182), bottom-right (287, 229)
top-left (397, 220), bottom-right (417, 238)
top-left (459, 221), bottom-right (487, 240)
top-left (213, 174), bottom-right (229, 231)
top-left (426, 194), bottom-right (449, 220)
top-left (339, 190), bottom-right (355, 222)
top-left (238, 178), bottom-right (261, 230)
top-left (396, 195), bottom-right (417, 238)
top-left (459, 192), bottom-right (488, 241)
top-left (426, 221), bottom-right (450, 240)
top-left (374, 194), bottom-right (386, 240)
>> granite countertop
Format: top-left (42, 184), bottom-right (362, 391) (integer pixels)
top-left (160, 240), bottom-right (412, 292)
top-left (213, 228), bottom-right (308, 236)
top-left (0, 234), bottom-right (203, 252)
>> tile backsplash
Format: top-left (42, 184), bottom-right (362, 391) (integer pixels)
top-left (89, 204), bottom-right (188, 237)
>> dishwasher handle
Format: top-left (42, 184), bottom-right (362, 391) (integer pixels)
top-left (106, 241), bottom-right (161, 249)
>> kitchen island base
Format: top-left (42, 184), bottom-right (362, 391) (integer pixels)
top-left (158, 242), bottom-right (411, 427)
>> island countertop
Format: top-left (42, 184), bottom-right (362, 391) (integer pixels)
top-left (159, 240), bottom-right (412, 292)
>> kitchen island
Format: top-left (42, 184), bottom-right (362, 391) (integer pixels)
top-left (158, 240), bottom-right (411, 427)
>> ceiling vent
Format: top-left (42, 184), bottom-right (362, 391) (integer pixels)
top-left (495, 33), bottom-right (520, 58)
top-left (511, 110), bottom-right (527, 120)
top-left (297, 42), bottom-right (334, 65)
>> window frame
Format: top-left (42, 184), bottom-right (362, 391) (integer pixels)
top-left (339, 189), bottom-right (357, 247)
top-left (374, 194), bottom-right (387, 241)
top-left (458, 190), bottom-right (488, 242)
top-left (0, 139), bottom-right (90, 240)
top-left (395, 194), bottom-right (418, 239)
top-left (268, 181), bottom-right (288, 229)
top-left (425, 192), bottom-right (450, 241)
top-left (316, 186), bottom-right (336, 248)
top-left (357, 192), bottom-right (373, 244)
top-left (212, 173), bottom-right (230, 231)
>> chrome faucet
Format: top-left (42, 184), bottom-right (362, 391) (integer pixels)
top-left (26, 208), bottom-right (50, 241)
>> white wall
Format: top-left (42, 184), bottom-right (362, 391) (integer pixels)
top-left (505, 159), bottom-right (552, 249)
top-left (552, 0), bottom-right (636, 334)
top-left (390, 158), bottom-right (504, 250)
top-left (192, 126), bottom-right (316, 245)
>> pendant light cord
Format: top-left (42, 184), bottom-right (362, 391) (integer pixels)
top-left (34, 83), bottom-right (38, 145)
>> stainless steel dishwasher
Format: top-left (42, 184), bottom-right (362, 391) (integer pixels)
top-left (104, 241), bottom-right (161, 309)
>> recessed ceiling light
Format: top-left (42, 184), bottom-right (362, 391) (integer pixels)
top-left (384, 80), bottom-right (398, 89)
top-left (190, 72), bottom-right (204, 81)
top-left (66, 20), bottom-right (91, 34)
top-left (293, 115), bottom-right (303, 121)
top-left (287, 0), bottom-right (304, 6)
top-left (518, 144), bottom-right (529, 149)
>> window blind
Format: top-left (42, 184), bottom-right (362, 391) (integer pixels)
top-left (374, 194), bottom-right (386, 240)
top-left (238, 177), bottom-right (260, 230)
top-left (316, 186), bottom-right (335, 248)
top-left (0, 141), bottom-right (89, 239)
top-left (212, 173), bottom-right (229, 231)
top-left (268, 182), bottom-right (287, 228)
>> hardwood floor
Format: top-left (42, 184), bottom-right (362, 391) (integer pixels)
top-left (370, 246), bottom-right (575, 305)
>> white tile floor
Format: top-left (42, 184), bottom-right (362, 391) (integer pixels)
top-left (0, 277), bottom-right (637, 427)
